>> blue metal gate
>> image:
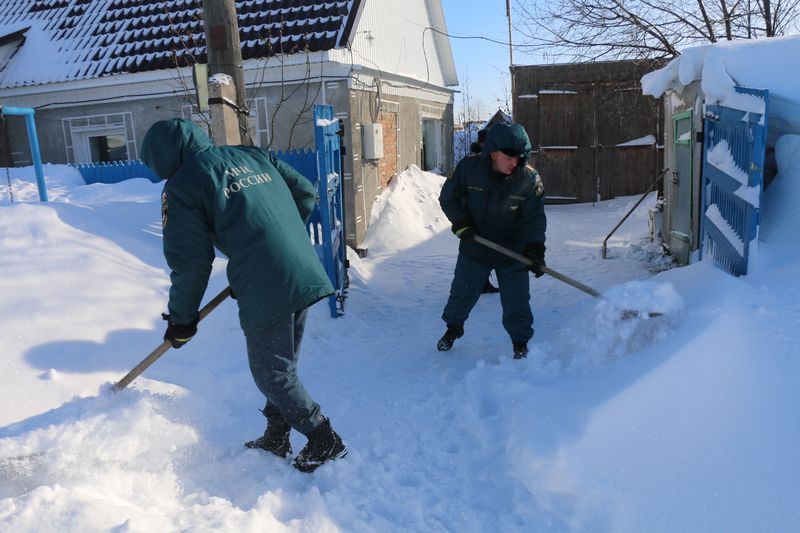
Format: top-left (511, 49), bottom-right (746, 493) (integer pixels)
top-left (700, 87), bottom-right (768, 276)
top-left (308, 104), bottom-right (347, 317)
top-left (271, 106), bottom-right (347, 317)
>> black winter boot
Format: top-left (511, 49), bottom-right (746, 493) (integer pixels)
top-left (513, 341), bottom-right (528, 359)
top-left (293, 418), bottom-right (348, 473)
top-left (245, 418), bottom-right (292, 458)
top-left (437, 324), bottom-right (464, 351)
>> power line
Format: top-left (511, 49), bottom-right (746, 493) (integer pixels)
top-left (425, 26), bottom-right (539, 48)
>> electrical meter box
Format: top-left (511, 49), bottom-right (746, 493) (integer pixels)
top-left (362, 123), bottom-right (384, 159)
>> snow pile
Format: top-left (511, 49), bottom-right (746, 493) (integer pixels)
top-left (1, 161), bottom-right (800, 531)
top-left (641, 35), bottom-right (800, 146)
top-left (363, 165), bottom-right (449, 254)
top-left (758, 134), bottom-right (800, 262)
top-left (1, 164), bottom-right (161, 206)
top-left (66, 179), bottom-right (162, 205)
top-left (589, 281), bottom-right (684, 361)
top-left (641, 34), bottom-right (800, 104)
top-left (1, 164), bottom-right (85, 203)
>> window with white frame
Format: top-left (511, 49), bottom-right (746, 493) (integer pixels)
top-left (249, 97), bottom-right (269, 148)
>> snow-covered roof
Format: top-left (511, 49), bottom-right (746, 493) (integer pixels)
top-left (0, 0), bottom-right (363, 88)
top-left (641, 34), bottom-right (800, 107)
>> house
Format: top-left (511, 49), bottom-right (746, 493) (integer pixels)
top-left (511, 60), bottom-right (666, 203)
top-left (642, 36), bottom-right (800, 270)
top-left (0, 0), bottom-right (458, 252)
top-left (481, 108), bottom-right (510, 132)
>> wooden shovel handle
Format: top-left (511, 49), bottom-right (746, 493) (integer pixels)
top-left (112, 286), bottom-right (231, 392)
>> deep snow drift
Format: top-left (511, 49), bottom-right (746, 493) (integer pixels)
top-left (1, 156), bottom-right (799, 531)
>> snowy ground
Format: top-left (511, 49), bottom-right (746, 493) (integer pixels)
top-left (1, 156), bottom-right (799, 532)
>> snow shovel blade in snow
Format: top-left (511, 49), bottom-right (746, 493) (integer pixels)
top-left (472, 235), bottom-right (662, 319)
top-left (112, 286), bottom-right (232, 393)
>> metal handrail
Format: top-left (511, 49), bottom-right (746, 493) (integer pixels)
top-left (601, 168), bottom-right (668, 259)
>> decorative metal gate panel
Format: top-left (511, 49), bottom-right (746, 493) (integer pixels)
top-left (311, 104), bottom-right (347, 317)
top-left (700, 87), bottom-right (768, 276)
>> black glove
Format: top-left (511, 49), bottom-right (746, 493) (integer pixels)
top-left (452, 219), bottom-right (475, 241)
top-left (524, 242), bottom-right (546, 278)
top-left (162, 313), bottom-right (198, 349)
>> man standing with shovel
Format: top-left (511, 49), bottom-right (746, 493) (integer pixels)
top-left (437, 123), bottom-right (547, 359)
top-left (141, 119), bottom-right (346, 473)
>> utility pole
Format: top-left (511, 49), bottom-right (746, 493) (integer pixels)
top-left (201, 0), bottom-right (252, 145)
top-left (505, 0), bottom-right (515, 119)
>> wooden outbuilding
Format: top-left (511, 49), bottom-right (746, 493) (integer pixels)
top-left (512, 60), bottom-right (667, 203)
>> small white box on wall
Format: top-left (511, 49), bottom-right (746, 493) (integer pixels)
top-left (362, 123), bottom-right (383, 159)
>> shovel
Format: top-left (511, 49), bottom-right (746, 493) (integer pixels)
top-left (473, 235), bottom-right (662, 319)
top-left (112, 286), bottom-right (232, 392)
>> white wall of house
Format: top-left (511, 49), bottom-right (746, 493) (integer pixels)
top-left (329, 0), bottom-right (457, 91)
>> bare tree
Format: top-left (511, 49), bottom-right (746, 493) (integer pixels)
top-left (514, 0), bottom-right (800, 61)
top-left (455, 72), bottom-right (486, 161)
top-left (162, 5), bottom-right (322, 151)
top-left (492, 67), bottom-right (513, 117)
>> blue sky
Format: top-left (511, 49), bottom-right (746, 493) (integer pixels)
top-left (441, 0), bottom-right (528, 121)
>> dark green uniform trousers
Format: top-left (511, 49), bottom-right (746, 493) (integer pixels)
top-left (245, 308), bottom-right (325, 435)
top-left (442, 252), bottom-right (534, 343)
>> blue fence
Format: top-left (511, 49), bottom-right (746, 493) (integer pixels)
top-left (71, 104), bottom-right (348, 317)
top-left (700, 86), bottom-right (768, 276)
top-left (74, 160), bottom-right (160, 184)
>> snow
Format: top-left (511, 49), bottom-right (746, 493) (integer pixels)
top-left (615, 135), bottom-right (656, 147)
top-left (706, 140), bottom-right (761, 207)
top-left (1, 153), bottom-right (800, 531)
top-left (641, 34), bottom-right (800, 107)
top-left (208, 73), bottom-right (233, 85)
top-left (705, 204), bottom-right (745, 256)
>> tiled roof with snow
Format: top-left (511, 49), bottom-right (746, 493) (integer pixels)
top-left (0, 0), bottom-right (361, 88)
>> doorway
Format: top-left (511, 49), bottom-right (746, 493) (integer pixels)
top-left (670, 110), bottom-right (694, 263)
top-left (421, 118), bottom-right (442, 172)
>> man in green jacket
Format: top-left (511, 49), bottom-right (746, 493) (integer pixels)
top-left (438, 123), bottom-right (547, 359)
top-left (141, 119), bottom-right (346, 473)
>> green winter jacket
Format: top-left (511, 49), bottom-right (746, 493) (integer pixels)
top-left (440, 123), bottom-right (546, 266)
top-left (141, 119), bottom-right (333, 333)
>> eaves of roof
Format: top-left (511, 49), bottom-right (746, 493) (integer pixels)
top-left (0, 0), bottom-right (363, 89)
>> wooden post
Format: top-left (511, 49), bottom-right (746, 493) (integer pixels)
top-left (506, 0), bottom-right (515, 119)
top-left (201, 0), bottom-right (252, 145)
top-left (208, 74), bottom-right (241, 146)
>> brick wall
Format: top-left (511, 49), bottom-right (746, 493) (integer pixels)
top-left (378, 111), bottom-right (398, 187)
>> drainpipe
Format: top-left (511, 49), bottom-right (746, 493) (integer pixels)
top-left (2, 106), bottom-right (48, 201)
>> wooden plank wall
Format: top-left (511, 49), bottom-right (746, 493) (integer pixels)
top-left (513, 60), bottom-right (665, 203)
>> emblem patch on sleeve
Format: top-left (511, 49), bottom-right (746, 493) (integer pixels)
top-left (535, 176), bottom-right (545, 198)
top-left (161, 192), bottom-right (168, 228)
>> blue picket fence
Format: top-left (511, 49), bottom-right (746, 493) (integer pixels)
top-left (700, 86), bottom-right (768, 276)
top-left (71, 104), bottom-right (347, 317)
top-left (74, 160), bottom-right (160, 184)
